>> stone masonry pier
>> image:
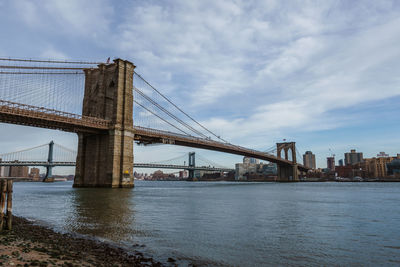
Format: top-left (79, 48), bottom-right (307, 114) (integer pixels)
top-left (73, 59), bottom-right (135, 188)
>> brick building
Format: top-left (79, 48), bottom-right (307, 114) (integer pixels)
top-left (10, 165), bottom-right (29, 178)
top-left (29, 167), bottom-right (41, 181)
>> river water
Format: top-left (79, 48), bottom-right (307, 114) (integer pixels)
top-left (12, 181), bottom-right (400, 266)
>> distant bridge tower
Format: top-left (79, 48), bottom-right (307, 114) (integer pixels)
top-left (74, 59), bottom-right (135, 188)
top-left (276, 142), bottom-right (299, 182)
top-left (188, 152), bottom-right (195, 180)
top-left (43, 141), bottom-right (54, 182)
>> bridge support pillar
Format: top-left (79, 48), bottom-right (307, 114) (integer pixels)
top-left (187, 152), bottom-right (195, 181)
top-left (43, 141), bottom-right (54, 183)
top-left (73, 59), bottom-right (135, 188)
top-left (277, 164), bottom-right (299, 182)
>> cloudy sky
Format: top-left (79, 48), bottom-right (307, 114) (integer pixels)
top-left (1, 0), bottom-right (400, 173)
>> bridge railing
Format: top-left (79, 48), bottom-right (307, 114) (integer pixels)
top-left (133, 163), bottom-right (233, 171)
top-left (0, 161), bottom-right (76, 166)
top-left (0, 99), bottom-right (110, 129)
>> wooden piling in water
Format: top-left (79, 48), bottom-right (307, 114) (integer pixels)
top-left (0, 179), bottom-right (13, 231)
top-left (6, 179), bottom-right (13, 230)
top-left (0, 179), bottom-right (6, 231)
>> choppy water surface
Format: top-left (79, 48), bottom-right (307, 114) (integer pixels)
top-left (12, 181), bottom-right (400, 266)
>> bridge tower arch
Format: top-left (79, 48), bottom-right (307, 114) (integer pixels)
top-left (276, 142), bottom-right (298, 182)
top-left (74, 59), bottom-right (135, 188)
top-left (286, 147), bottom-right (293, 162)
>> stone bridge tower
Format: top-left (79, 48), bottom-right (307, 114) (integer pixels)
top-left (276, 142), bottom-right (299, 182)
top-left (74, 59), bottom-right (135, 188)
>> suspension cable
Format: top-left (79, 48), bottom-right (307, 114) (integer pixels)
top-left (0, 57), bottom-right (103, 65)
top-left (196, 154), bottom-right (230, 168)
top-left (134, 87), bottom-right (208, 138)
top-left (147, 153), bottom-right (187, 164)
top-left (0, 65), bottom-right (86, 70)
top-left (0, 71), bottom-right (83, 75)
top-left (54, 143), bottom-right (77, 154)
top-left (0, 143), bottom-right (48, 156)
top-left (134, 71), bottom-right (229, 143)
top-left (133, 99), bottom-right (192, 136)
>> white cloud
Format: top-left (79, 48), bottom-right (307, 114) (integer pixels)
top-left (204, 13), bottom-right (400, 145)
top-left (260, 37), bottom-right (324, 78)
top-left (106, 0), bottom-right (400, 151)
top-left (13, 0), bottom-right (40, 26)
top-left (40, 46), bottom-right (69, 60)
top-left (12, 0), bottom-right (113, 38)
top-left (1, 0), bottom-right (400, 167)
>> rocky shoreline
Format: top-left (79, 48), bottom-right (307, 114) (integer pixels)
top-left (0, 216), bottom-right (169, 266)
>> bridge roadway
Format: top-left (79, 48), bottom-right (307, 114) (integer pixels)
top-left (0, 100), bottom-right (309, 172)
top-left (0, 100), bottom-right (109, 133)
top-left (0, 161), bottom-right (233, 172)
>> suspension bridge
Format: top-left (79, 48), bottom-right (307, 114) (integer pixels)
top-left (0, 141), bottom-right (234, 180)
top-left (0, 57), bottom-right (310, 187)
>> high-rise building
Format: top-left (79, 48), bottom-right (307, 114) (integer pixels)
top-left (338, 159), bottom-right (344, 166)
top-left (303, 151), bottom-right (316, 169)
top-left (243, 157), bottom-right (259, 164)
top-left (9, 163), bottom-right (29, 178)
top-left (327, 157), bottom-right (335, 171)
top-left (345, 149), bottom-right (363, 166)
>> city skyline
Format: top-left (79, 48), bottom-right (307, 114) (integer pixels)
top-left (1, 1), bottom-right (400, 173)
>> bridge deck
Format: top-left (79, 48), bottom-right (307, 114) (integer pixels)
top-left (0, 100), bottom-right (109, 133)
top-left (0, 100), bottom-right (309, 172)
top-left (0, 161), bottom-right (76, 167)
top-left (133, 126), bottom-right (309, 171)
top-left (0, 161), bottom-right (233, 171)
